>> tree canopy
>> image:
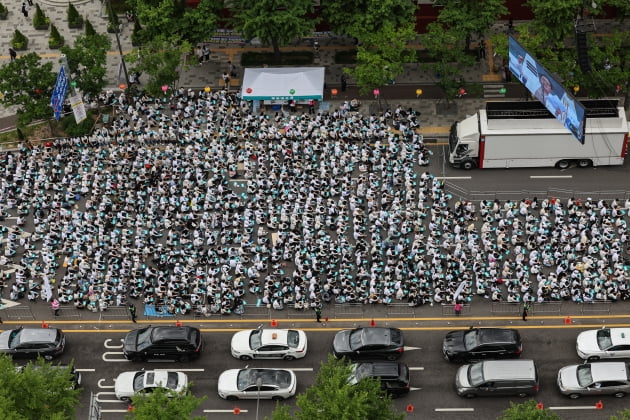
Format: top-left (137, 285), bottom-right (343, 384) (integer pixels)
top-left (267, 355), bottom-right (404, 420)
top-left (0, 355), bottom-right (81, 420)
top-left (125, 384), bottom-right (206, 420)
top-left (61, 32), bottom-right (111, 100)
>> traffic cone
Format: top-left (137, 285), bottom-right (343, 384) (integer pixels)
top-left (370, 319), bottom-right (376, 327)
top-left (271, 319), bottom-right (278, 327)
top-left (564, 316), bottom-right (571, 325)
top-left (41, 321), bottom-right (49, 328)
top-left (536, 402), bottom-right (544, 410)
top-left (595, 400), bottom-right (603, 410)
top-left (233, 407), bottom-right (241, 415)
top-left (406, 404), bottom-right (414, 413)
top-left (127, 404), bottom-right (134, 412)
top-left (175, 320), bottom-right (182, 327)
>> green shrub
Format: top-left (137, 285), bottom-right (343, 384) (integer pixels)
top-left (33, 4), bottom-right (49, 29)
top-left (11, 30), bottom-right (28, 50)
top-left (0, 2), bottom-right (9, 18)
top-left (241, 51), bottom-right (313, 66)
top-left (60, 111), bottom-right (95, 137)
top-left (84, 18), bottom-right (96, 36)
top-left (107, 7), bottom-right (120, 33)
top-left (67, 3), bottom-right (83, 29)
top-left (131, 18), bottom-right (143, 46)
top-left (49, 23), bottom-right (64, 49)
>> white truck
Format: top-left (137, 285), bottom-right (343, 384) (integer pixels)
top-left (448, 100), bottom-right (628, 169)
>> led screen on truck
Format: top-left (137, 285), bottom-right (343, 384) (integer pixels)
top-left (508, 36), bottom-right (586, 144)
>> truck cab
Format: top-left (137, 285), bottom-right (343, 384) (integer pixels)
top-left (449, 114), bottom-right (481, 169)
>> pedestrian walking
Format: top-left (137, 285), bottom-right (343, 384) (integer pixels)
top-left (129, 303), bottom-right (137, 323)
top-left (21, 2), bottom-right (29, 17)
top-left (202, 45), bottom-right (210, 62)
top-left (341, 74), bottom-right (347, 92)
top-left (9, 48), bottom-right (17, 62)
top-left (522, 302), bottom-right (530, 321)
top-left (222, 72), bottom-right (231, 90)
top-left (27, 0), bottom-right (33, 6)
top-left (196, 46), bottom-right (204, 65)
top-left (314, 305), bottom-right (322, 323)
top-left (454, 302), bottom-right (462, 316)
top-left (51, 298), bottom-right (60, 316)
top-left (228, 61), bottom-right (236, 78)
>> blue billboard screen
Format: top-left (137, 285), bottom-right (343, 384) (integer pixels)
top-left (508, 36), bottom-right (586, 144)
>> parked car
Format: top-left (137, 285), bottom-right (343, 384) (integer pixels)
top-left (577, 328), bottom-right (630, 361)
top-left (443, 327), bottom-right (522, 362)
top-left (114, 370), bottom-right (188, 401)
top-left (17, 363), bottom-right (81, 390)
top-left (231, 328), bottom-right (307, 360)
top-left (333, 327), bottom-right (404, 361)
top-left (123, 326), bottom-right (202, 362)
top-left (558, 362), bottom-right (630, 399)
top-left (349, 361), bottom-right (410, 398)
top-left (0, 327), bottom-right (65, 360)
top-left (455, 359), bottom-right (539, 398)
top-left (217, 368), bottom-right (297, 401)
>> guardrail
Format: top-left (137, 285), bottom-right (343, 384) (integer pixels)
top-left (334, 303), bottom-right (364, 318)
top-left (491, 301), bottom-right (522, 315)
top-left (54, 305), bottom-right (82, 320)
top-left (99, 305), bottom-right (131, 321)
top-left (531, 301), bottom-right (562, 315)
top-left (3, 306), bottom-right (35, 320)
top-left (387, 303), bottom-right (416, 317)
top-left (579, 300), bottom-right (613, 315)
top-left (441, 303), bottom-right (472, 316)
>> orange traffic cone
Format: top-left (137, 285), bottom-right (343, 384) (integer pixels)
top-left (175, 320), bottom-right (182, 327)
top-left (536, 402), bottom-right (544, 410)
top-left (41, 321), bottom-right (49, 328)
top-left (271, 319), bottom-right (278, 327)
top-left (595, 400), bottom-right (603, 410)
top-left (233, 407), bottom-right (241, 415)
top-left (564, 316), bottom-right (571, 325)
top-left (370, 319), bottom-right (376, 327)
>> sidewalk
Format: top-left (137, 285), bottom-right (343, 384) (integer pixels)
top-left (0, 1), bottom-right (627, 132)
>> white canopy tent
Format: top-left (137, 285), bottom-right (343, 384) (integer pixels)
top-left (240, 67), bottom-right (325, 101)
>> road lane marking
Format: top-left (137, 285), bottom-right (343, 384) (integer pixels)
top-left (435, 176), bottom-right (472, 180)
top-left (104, 338), bottom-right (124, 349)
top-left (549, 406), bottom-right (601, 410)
top-left (404, 346), bottom-right (422, 351)
top-left (102, 351), bottom-right (129, 362)
top-left (75, 368), bottom-right (96, 372)
top-left (95, 392), bottom-right (121, 403)
top-left (101, 409), bottom-right (129, 413)
top-left (410, 387), bottom-right (422, 391)
top-left (204, 409), bottom-right (250, 413)
top-left (530, 175), bottom-right (573, 179)
top-left (409, 367), bottom-right (424, 371)
top-left (435, 408), bottom-right (475, 412)
top-left (154, 368), bottom-right (205, 372)
top-left (97, 378), bottom-right (115, 389)
top-left (287, 368), bottom-right (314, 372)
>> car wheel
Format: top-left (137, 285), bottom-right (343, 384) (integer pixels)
top-left (462, 160), bottom-right (476, 170)
top-left (516, 392), bottom-right (528, 398)
top-left (568, 393), bottom-right (581, 399)
top-left (283, 355), bottom-right (295, 361)
top-left (225, 396), bottom-right (239, 401)
top-left (614, 392), bottom-right (626, 398)
top-left (556, 159), bottom-right (570, 169)
top-left (272, 396), bottom-right (285, 401)
top-left (239, 355), bottom-right (252, 361)
top-left (120, 396), bottom-right (130, 402)
top-left (577, 159), bottom-right (592, 168)
top-left (386, 354), bottom-right (398, 361)
top-left (587, 356), bottom-right (600, 362)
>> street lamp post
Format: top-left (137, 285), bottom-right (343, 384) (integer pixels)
top-left (255, 376), bottom-right (263, 420)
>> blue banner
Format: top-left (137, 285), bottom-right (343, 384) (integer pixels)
top-left (51, 66), bottom-right (68, 121)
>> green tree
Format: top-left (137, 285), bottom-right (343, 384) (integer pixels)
top-left (125, 385), bottom-right (206, 420)
top-left (322, 0), bottom-right (416, 39)
top-left (497, 400), bottom-right (564, 420)
top-left (0, 53), bottom-right (56, 126)
top-left (126, 38), bottom-right (191, 96)
top-left (231, 0), bottom-right (317, 60)
top-left (267, 355), bottom-right (404, 420)
top-left (345, 20), bottom-right (416, 94)
top-left (0, 355), bottom-right (81, 419)
top-left (61, 32), bottom-right (111, 100)
top-left (434, 0), bottom-right (507, 50)
top-left (611, 409), bottom-right (630, 420)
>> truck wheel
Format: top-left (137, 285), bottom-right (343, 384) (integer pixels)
top-left (555, 160), bottom-right (570, 169)
top-left (577, 159), bottom-right (592, 168)
top-left (461, 160), bottom-right (476, 170)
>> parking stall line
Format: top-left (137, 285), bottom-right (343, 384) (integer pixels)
top-left (204, 409), bottom-right (250, 413)
top-left (154, 368), bottom-right (205, 372)
top-left (549, 406), bottom-right (601, 410)
top-left (287, 368), bottom-right (314, 372)
top-left (435, 408), bottom-right (475, 412)
top-left (75, 368), bottom-right (96, 372)
top-left (100, 409), bottom-right (129, 413)
top-left (409, 367), bottom-right (424, 371)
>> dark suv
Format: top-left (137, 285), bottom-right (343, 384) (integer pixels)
top-left (350, 361), bottom-right (410, 398)
top-left (123, 326), bottom-right (203, 362)
top-left (333, 327), bottom-right (404, 361)
top-left (0, 327), bottom-right (65, 360)
top-left (443, 327), bottom-right (522, 363)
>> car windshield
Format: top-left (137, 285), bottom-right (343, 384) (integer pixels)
top-left (287, 331), bottom-right (299, 348)
top-left (576, 364), bottom-right (594, 387)
top-left (133, 372), bottom-right (146, 392)
top-left (250, 330), bottom-right (262, 349)
top-left (166, 372), bottom-right (179, 389)
top-left (136, 328), bottom-right (152, 351)
top-left (597, 329), bottom-right (613, 351)
top-left (8, 330), bottom-right (22, 349)
top-left (468, 363), bottom-right (485, 386)
top-left (349, 330), bottom-right (364, 350)
top-left (463, 330), bottom-right (480, 351)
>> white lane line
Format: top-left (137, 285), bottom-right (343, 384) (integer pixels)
top-left (95, 392), bottom-right (121, 404)
top-left (435, 176), bottom-right (472, 180)
top-left (154, 368), bottom-right (205, 372)
top-left (404, 346), bottom-right (422, 351)
top-left (549, 406), bottom-right (600, 410)
top-left (102, 351), bottom-right (129, 362)
top-left (435, 408), bottom-right (475, 412)
top-left (409, 367), bottom-right (424, 371)
top-left (97, 378), bottom-right (116, 389)
top-left (75, 368), bottom-right (96, 372)
top-left (529, 175), bottom-right (573, 179)
top-left (204, 409), bottom-right (250, 413)
top-left (100, 409), bottom-right (129, 413)
top-left (104, 338), bottom-right (124, 349)
top-left (410, 387), bottom-right (422, 391)
top-left (287, 368), bottom-right (314, 372)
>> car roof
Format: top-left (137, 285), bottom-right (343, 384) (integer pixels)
top-left (240, 368), bottom-right (292, 387)
top-left (481, 360), bottom-right (536, 381)
top-left (358, 327), bottom-right (396, 345)
top-left (17, 328), bottom-right (59, 343)
top-left (356, 361), bottom-right (403, 378)
top-left (609, 328), bottom-right (630, 345)
top-left (590, 362), bottom-right (630, 382)
top-left (260, 329), bottom-right (289, 345)
top-left (142, 370), bottom-right (171, 387)
top-left (476, 328), bottom-right (519, 344)
top-left (151, 326), bottom-right (195, 341)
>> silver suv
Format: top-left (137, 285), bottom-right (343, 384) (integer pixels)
top-left (558, 362), bottom-right (630, 399)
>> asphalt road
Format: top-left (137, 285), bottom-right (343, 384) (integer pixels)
top-left (53, 317), bottom-right (630, 420)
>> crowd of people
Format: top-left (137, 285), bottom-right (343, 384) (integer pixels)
top-left (0, 87), bottom-right (628, 318)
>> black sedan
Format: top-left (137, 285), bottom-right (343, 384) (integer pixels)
top-left (442, 327), bottom-right (522, 362)
top-left (333, 327), bottom-right (404, 361)
top-left (0, 327), bottom-right (66, 360)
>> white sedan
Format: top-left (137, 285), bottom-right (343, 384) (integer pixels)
top-left (217, 368), bottom-right (297, 401)
top-left (114, 370), bottom-right (188, 401)
top-left (577, 328), bottom-right (630, 361)
top-left (230, 328), bottom-right (307, 361)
